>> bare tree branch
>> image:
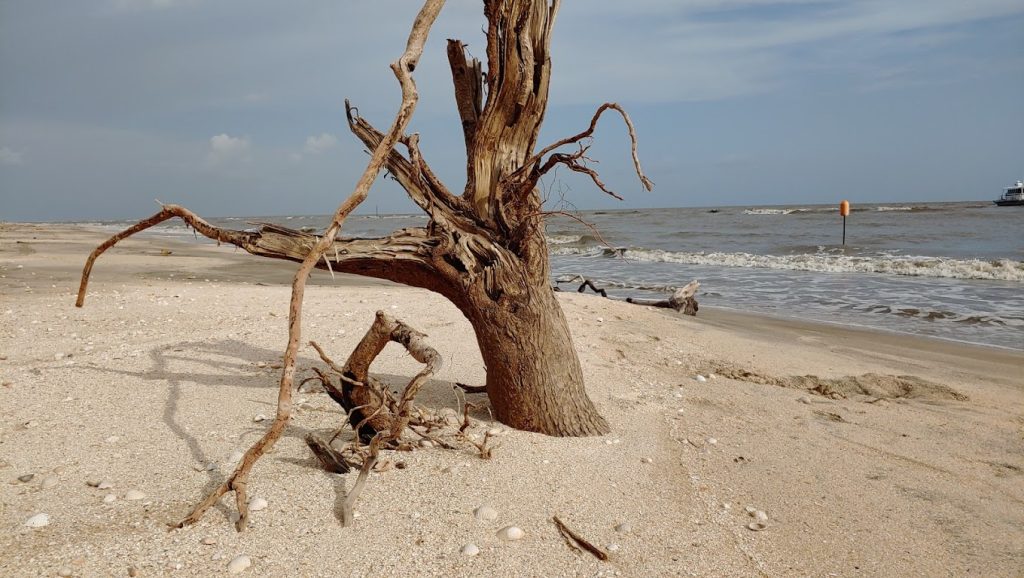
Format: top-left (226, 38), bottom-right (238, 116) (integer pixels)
top-left (345, 102), bottom-right (478, 232)
top-left (76, 204), bottom-right (246, 307)
top-left (173, 0), bottom-right (447, 532)
top-left (517, 102), bottom-right (654, 194)
top-left (75, 209), bottom-right (450, 308)
top-left (535, 144), bottom-right (624, 201)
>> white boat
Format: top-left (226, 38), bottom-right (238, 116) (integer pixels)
top-left (994, 180), bottom-right (1024, 206)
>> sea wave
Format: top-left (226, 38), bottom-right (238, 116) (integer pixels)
top-left (743, 208), bottom-right (807, 215)
top-left (744, 205), bottom-right (945, 214)
top-left (547, 233), bottom-right (604, 245)
top-left (356, 214), bottom-right (429, 220)
top-left (857, 304), bottom-right (1024, 327)
top-left (547, 234), bottom-right (584, 245)
top-left (551, 246), bottom-right (1024, 281)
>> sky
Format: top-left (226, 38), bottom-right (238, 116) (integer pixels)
top-left (1, 0), bottom-right (1022, 221)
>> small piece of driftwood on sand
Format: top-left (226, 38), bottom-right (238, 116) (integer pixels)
top-left (555, 276), bottom-right (699, 316)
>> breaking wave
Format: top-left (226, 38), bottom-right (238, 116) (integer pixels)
top-left (743, 205), bottom-right (952, 215)
top-left (547, 234), bottom-right (584, 245)
top-left (546, 233), bottom-right (604, 245)
top-left (551, 246), bottom-right (1024, 281)
top-left (743, 208), bottom-right (809, 215)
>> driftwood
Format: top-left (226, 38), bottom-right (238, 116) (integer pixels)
top-left (576, 278), bottom-right (607, 297)
top-left (553, 515), bottom-right (609, 560)
top-left (302, 311), bottom-right (522, 520)
top-left (555, 276), bottom-right (700, 316)
top-left (164, 0), bottom-right (445, 532)
top-left (455, 382), bottom-right (487, 394)
top-left (319, 311), bottom-right (442, 442)
top-left (75, 0), bottom-right (660, 439)
top-left (304, 312), bottom-right (442, 525)
top-left (304, 433), bottom-right (353, 474)
top-left (627, 280), bottom-right (700, 316)
top-left (340, 313), bottom-right (441, 525)
top-left (68, 0), bottom-right (670, 535)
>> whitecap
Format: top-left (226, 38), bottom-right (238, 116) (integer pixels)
top-left (555, 247), bottom-right (1024, 282)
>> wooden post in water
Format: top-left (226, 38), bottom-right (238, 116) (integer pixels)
top-left (839, 199), bottom-right (850, 245)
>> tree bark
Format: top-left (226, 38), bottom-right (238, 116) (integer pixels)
top-left (466, 280), bottom-right (609, 436)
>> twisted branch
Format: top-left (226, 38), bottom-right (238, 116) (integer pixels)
top-left (76, 204), bottom-right (248, 307)
top-left (516, 102), bottom-right (654, 197)
top-left (75, 209), bottom-right (444, 309)
top-left (171, 0), bottom-right (447, 532)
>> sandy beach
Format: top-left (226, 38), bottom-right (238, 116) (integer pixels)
top-left (1, 222), bottom-right (1022, 577)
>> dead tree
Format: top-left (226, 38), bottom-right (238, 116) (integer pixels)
top-left (77, 0), bottom-right (651, 441)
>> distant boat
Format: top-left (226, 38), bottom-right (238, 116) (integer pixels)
top-left (994, 180), bottom-right (1024, 206)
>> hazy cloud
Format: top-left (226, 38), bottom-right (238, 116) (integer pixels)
top-left (303, 133), bottom-right (338, 155)
top-left (0, 147), bottom-right (25, 166)
top-left (206, 134), bottom-right (250, 165)
top-left (553, 0), bottom-right (1024, 102)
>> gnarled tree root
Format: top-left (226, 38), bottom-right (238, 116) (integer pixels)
top-left (174, 311), bottom-right (441, 531)
top-left (169, 0), bottom-right (445, 532)
top-left (323, 311), bottom-right (441, 525)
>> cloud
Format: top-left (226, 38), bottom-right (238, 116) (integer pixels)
top-left (303, 133), bottom-right (338, 155)
top-left (0, 147), bottom-right (25, 166)
top-left (206, 134), bottom-right (250, 165)
top-left (550, 0), bottom-right (1024, 102)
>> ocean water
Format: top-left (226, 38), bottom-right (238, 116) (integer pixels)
top-left (77, 201), bottom-right (1024, 349)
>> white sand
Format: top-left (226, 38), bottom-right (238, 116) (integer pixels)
top-left (1, 223), bottom-right (1022, 576)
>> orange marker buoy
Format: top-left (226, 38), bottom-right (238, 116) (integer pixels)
top-left (839, 200), bottom-right (850, 245)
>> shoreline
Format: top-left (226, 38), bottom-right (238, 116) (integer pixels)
top-left (2, 222), bottom-right (1023, 576)
top-left (1, 198), bottom-right (997, 225)
top-left (8, 221), bottom-right (1018, 353)
top-left (702, 303), bottom-right (1024, 354)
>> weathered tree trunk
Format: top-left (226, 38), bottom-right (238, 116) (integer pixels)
top-left (77, 0), bottom-right (652, 438)
top-left (466, 280), bottom-right (608, 435)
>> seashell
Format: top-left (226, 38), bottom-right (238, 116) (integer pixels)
top-left (474, 505), bottom-right (498, 522)
top-left (747, 522), bottom-right (767, 531)
top-left (496, 526), bottom-right (524, 541)
top-left (25, 513), bottom-right (50, 527)
top-left (227, 555), bottom-right (251, 574)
